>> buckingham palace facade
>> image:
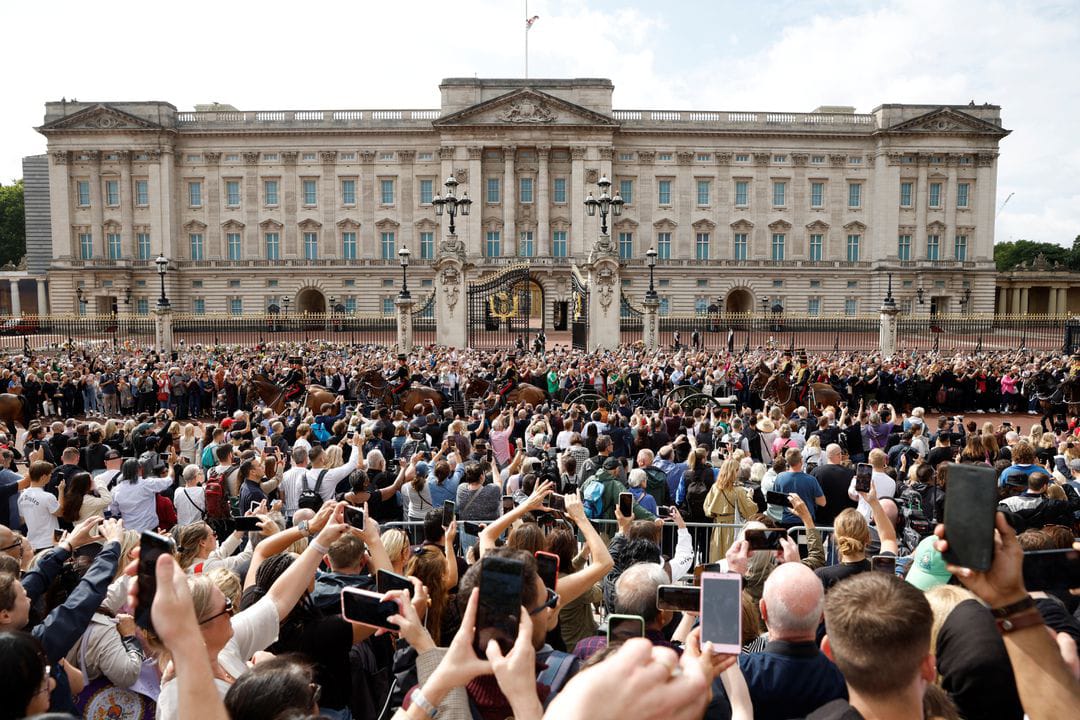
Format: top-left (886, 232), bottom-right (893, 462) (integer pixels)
top-left (34, 77), bottom-right (1009, 323)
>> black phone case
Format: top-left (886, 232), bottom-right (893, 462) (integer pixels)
top-left (942, 464), bottom-right (998, 572)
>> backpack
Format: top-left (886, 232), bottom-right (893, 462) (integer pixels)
top-left (897, 485), bottom-right (934, 553)
top-left (299, 469), bottom-right (330, 512)
top-left (683, 467), bottom-right (711, 523)
top-left (643, 466), bottom-right (671, 508)
top-left (205, 463), bottom-right (239, 520)
top-left (582, 478), bottom-right (606, 520)
top-left (311, 422), bottom-right (331, 444)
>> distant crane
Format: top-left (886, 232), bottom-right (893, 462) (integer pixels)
top-left (998, 192), bottom-right (1015, 214)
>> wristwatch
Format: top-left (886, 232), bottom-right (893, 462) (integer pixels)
top-left (296, 520), bottom-right (311, 538)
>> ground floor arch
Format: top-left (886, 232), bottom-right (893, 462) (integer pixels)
top-left (725, 287), bottom-right (754, 313)
top-left (295, 287), bottom-right (326, 314)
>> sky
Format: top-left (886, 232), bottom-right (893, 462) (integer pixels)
top-left (2, 0), bottom-right (1077, 246)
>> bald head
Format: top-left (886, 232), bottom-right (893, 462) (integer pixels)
top-left (761, 563), bottom-right (824, 642)
top-left (292, 508), bottom-right (316, 525)
top-left (825, 443), bottom-right (843, 463)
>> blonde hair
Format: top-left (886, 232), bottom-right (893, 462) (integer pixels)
top-left (749, 462), bottom-right (767, 484)
top-left (206, 567), bottom-right (242, 609)
top-left (113, 530), bottom-right (141, 580)
top-left (834, 509), bottom-right (870, 558)
top-left (925, 584), bottom-right (975, 656)
top-left (183, 423), bottom-right (197, 439)
top-left (172, 522), bottom-right (214, 569)
top-left (714, 458), bottom-right (740, 491)
top-left (381, 528), bottom-right (410, 568)
top-left (324, 445), bottom-right (344, 469)
top-left (804, 435), bottom-right (821, 451)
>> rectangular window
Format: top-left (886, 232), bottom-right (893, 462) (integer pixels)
top-left (657, 232), bottom-right (672, 259)
top-left (736, 154), bottom-right (750, 163)
top-left (771, 233), bottom-right (786, 261)
top-left (772, 181), bottom-right (786, 207)
top-left (519, 177), bottom-right (534, 203)
top-left (847, 183), bottom-right (861, 208)
top-left (954, 234), bottom-right (968, 261)
top-left (188, 181), bottom-right (202, 207)
top-left (927, 234), bottom-right (940, 261)
top-left (344, 296), bottom-right (357, 313)
top-left (619, 179), bottom-right (633, 204)
top-left (107, 232), bottom-right (121, 259)
top-left (136, 298), bottom-right (149, 315)
top-left (811, 155), bottom-right (825, 165)
top-left (341, 179), bottom-right (357, 205)
top-left (418, 179), bottom-right (432, 205)
top-left (264, 180), bottom-right (279, 206)
top-left (900, 182), bottom-right (913, 207)
top-left (224, 180), bottom-right (240, 207)
top-left (844, 298), bottom-right (857, 316)
top-left (807, 297), bottom-right (820, 316)
top-left (230, 298), bottom-right (243, 316)
top-left (552, 178), bottom-right (567, 204)
top-left (382, 297), bottom-right (395, 316)
top-left (105, 179), bottom-right (119, 206)
top-left (265, 232), bottom-right (280, 260)
top-left (189, 233), bottom-right (204, 261)
top-left (809, 234), bottom-right (823, 262)
top-left (659, 297), bottom-right (670, 316)
top-left (695, 297), bottom-right (708, 314)
top-left (735, 180), bottom-right (748, 206)
top-left (552, 230), bottom-right (567, 257)
top-left (136, 232), bottom-right (151, 260)
top-left (773, 155), bottom-right (787, 164)
top-left (658, 153), bottom-right (673, 161)
top-left (420, 231), bottom-right (434, 260)
top-left (342, 232), bottom-right (357, 259)
top-left (225, 232), bottom-right (241, 261)
top-left (486, 178), bottom-right (500, 203)
top-left (696, 180), bottom-right (710, 206)
top-left (846, 234), bottom-right (860, 262)
top-left (303, 179), bottom-right (318, 206)
top-left (79, 232), bottom-right (93, 259)
top-left (695, 233), bottom-right (710, 260)
top-left (957, 182), bottom-right (970, 208)
top-left (658, 180), bottom-right (671, 205)
top-left (898, 234), bottom-right (912, 261)
top-left (733, 233), bottom-right (748, 261)
top-left (485, 231), bottom-right (501, 257)
top-left (193, 298), bottom-right (205, 315)
top-left (519, 231), bottom-right (535, 257)
top-left (929, 182), bottom-right (942, 208)
top-left (77, 180), bottom-right (90, 206)
top-left (810, 182), bottom-right (824, 208)
top-left (131, 180), bottom-right (147, 206)
top-left (380, 232), bottom-right (395, 259)
top-left (619, 152), bottom-right (634, 161)
top-left (303, 232), bottom-right (318, 260)
top-left (377, 179), bottom-right (393, 205)
top-left (618, 232), bottom-right (633, 259)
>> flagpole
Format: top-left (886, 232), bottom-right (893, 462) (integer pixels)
top-left (525, 0), bottom-right (529, 78)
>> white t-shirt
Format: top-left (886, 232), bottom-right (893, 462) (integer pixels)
top-left (279, 466), bottom-right (306, 518)
top-left (19, 486), bottom-right (59, 549)
top-left (174, 486), bottom-right (206, 526)
top-left (849, 471), bottom-right (897, 519)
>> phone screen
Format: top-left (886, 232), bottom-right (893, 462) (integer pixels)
top-left (657, 505), bottom-right (673, 519)
top-left (136, 531), bottom-right (175, 631)
top-left (700, 572), bottom-right (742, 653)
top-left (442, 500), bottom-right (455, 528)
top-left (474, 556), bottom-right (525, 656)
top-left (344, 504), bottom-right (365, 531)
top-left (340, 588), bottom-right (400, 630)
top-left (619, 492), bottom-right (633, 518)
top-left (535, 551), bottom-right (560, 592)
top-left (871, 555), bottom-right (897, 574)
top-left (855, 463), bottom-right (873, 493)
top-left (231, 516), bottom-right (262, 532)
top-left (693, 562), bottom-right (725, 586)
top-left (1022, 549), bottom-right (1080, 593)
top-left (942, 464), bottom-right (998, 572)
top-left (548, 494), bottom-right (566, 513)
top-left (607, 614), bottom-right (646, 642)
top-left (502, 495), bottom-right (515, 514)
top-left (656, 584), bottom-right (701, 613)
top-left (463, 520), bottom-right (485, 536)
top-left (744, 529), bottom-right (786, 550)
top-left (765, 490), bottom-right (793, 508)
top-left (376, 569), bottom-right (413, 594)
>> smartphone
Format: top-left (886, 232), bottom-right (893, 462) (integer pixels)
top-left (1022, 549), bottom-right (1080, 593)
top-left (744, 528), bottom-right (786, 551)
top-left (249, 501), bottom-right (261, 514)
top-left (135, 531), bottom-right (176, 631)
top-left (474, 556), bottom-right (525, 656)
top-left (619, 492), bottom-right (633, 518)
top-left (547, 494), bottom-right (566, 513)
top-left (442, 500), bottom-right (455, 528)
top-left (607, 614), bottom-right (646, 642)
top-left (855, 462), bottom-right (873, 493)
top-left (656, 584), bottom-right (701, 613)
top-left (231, 515), bottom-right (262, 532)
top-left (942, 464), bottom-right (998, 572)
top-left (340, 587), bottom-right (400, 631)
top-left (534, 551), bottom-right (560, 592)
top-left (700, 572), bottom-right (743, 654)
top-left (346, 430), bottom-right (356, 439)
top-left (657, 505), bottom-right (673, 519)
top-left (693, 562), bottom-right (725, 586)
top-left (463, 520), bottom-right (485, 536)
top-left (502, 495), bottom-right (515, 513)
top-left (53, 528), bottom-right (64, 542)
top-left (376, 569), bottom-right (413, 594)
top-left (871, 555), bottom-right (897, 574)
top-left (765, 490), bottom-right (793, 508)
top-left (344, 504), bottom-right (366, 531)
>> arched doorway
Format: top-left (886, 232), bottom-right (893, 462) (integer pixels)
top-left (725, 287), bottom-right (754, 313)
top-left (511, 279), bottom-right (545, 332)
top-left (295, 287), bottom-right (326, 314)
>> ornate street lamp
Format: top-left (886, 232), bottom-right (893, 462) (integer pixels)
top-left (959, 287), bottom-right (972, 311)
top-left (883, 272), bottom-right (897, 310)
top-left (282, 296), bottom-right (291, 315)
top-left (154, 254), bottom-right (169, 308)
top-left (645, 247), bottom-right (658, 300)
top-left (583, 175), bottom-right (623, 236)
top-left (916, 286), bottom-right (926, 305)
top-left (75, 286), bottom-right (86, 312)
top-left (398, 245), bottom-right (411, 299)
top-left (760, 297), bottom-right (768, 314)
top-left (431, 175), bottom-right (472, 235)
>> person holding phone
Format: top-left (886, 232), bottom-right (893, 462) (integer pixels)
top-left (816, 485), bottom-right (898, 591)
top-left (846, 449), bottom-right (896, 520)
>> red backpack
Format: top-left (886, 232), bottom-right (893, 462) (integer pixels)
top-left (204, 464), bottom-right (238, 519)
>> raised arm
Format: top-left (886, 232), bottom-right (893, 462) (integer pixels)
top-left (554, 494), bottom-right (614, 608)
top-left (479, 480), bottom-right (555, 557)
top-left (860, 485), bottom-right (898, 555)
top-left (265, 503), bottom-right (350, 622)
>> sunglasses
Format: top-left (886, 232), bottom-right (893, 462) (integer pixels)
top-left (529, 587), bottom-right (559, 616)
top-left (0, 537), bottom-right (24, 553)
top-left (198, 598), bottom-right (234, 625)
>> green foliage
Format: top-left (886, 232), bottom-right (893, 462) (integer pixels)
top-left (994, 237), bottom-right (1080, 272)
top-left (0, 180), bottom-right (25, 267)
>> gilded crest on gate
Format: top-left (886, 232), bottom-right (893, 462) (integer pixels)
top-left (488, 291), bottom-right (519, 319)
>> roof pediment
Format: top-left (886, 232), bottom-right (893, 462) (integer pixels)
top-left (434, 88), bottom-right (617, 128)
top-left (38, 104), bottom-right (165, 132)
top-left (880, 107), bottom-right (1010, 137)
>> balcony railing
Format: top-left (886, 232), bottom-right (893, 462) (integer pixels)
top-left (611, 109), bottom-right (876, 131)
top-left (175, 109), bottom-right (443, 129)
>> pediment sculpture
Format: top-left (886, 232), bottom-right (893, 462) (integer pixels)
top-left (498, 98), bottom-right (555, 124)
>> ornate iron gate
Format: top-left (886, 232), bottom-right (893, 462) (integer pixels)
top-left (468, 263), bottom-right (531, 349)
top-left (571, 267), bottom-right (589, 350)
top-left (411, 292), bottom-right (437, 347)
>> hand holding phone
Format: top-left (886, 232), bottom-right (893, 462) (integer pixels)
top-left (231, 515), bottom-right (262, 532)
top-left (442, 500), bottom-right (456, 528)
top-left (941, 465), bottom-right (997, 572)
top-left (854, 463), bottom-right (873, 493)
top-left (535, 551), bottom-right (560, 592)
top-left (474, 556), bottom-right (525, 656)
top-left (344, 504), bottom-right (365, 531)
top-left (136, 531), bottom-right (176, 632)
top-left (618, 492), bottom-right (633, 518)
top-left (700, 572), bottom-right (742, 654)
top-left (340, 588), bottom-right (401, 631)
top-left (765, 490), bottom-right (793, 509)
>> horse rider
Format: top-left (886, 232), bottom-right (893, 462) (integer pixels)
top-left (498, 360), bottom-right (518, 402)
top-left (791, 349), bottom-right (811, 404)
top-left (282, 357), bottom-right (306, 404)
top-left (388, 354), bottom-right (411, 398)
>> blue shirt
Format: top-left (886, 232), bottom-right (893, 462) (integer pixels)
top-left (773, 470), bottom-right (824, 524)
top-left (429, 473), bottom-right (460, 507)
top-left (656, 458), bottom-right (688, 504)
top-left (998, 463), bottom-right (1041, 488)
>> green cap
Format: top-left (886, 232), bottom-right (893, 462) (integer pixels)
top-left (905, 535), bottom-right (951, 591)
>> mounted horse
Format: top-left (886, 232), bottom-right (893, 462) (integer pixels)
top-left (247, 373), bottom-right (338, 416)
top-left (1025, 370), bottom-right (1074, 431)
top-left (463, 377), bottom-right (546, 417)
top-left (0, 393), bottom-right (28, 437)
top-left (359, 369), bottom-right (443, 416)
top-left (751, 364), bottom-right (841, 417)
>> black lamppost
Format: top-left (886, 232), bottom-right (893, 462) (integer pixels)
top-left (883, 272), bottom-right (897, 310)
top-left (75, 286), bottom-right (86, 313)
top-left (154, 254), bottom-right (169, 308)
top-left (282, 296), bottom-right (291, 315)
top-left (959, 288), bottom-right (972, 311)
top-left (431, 175), bottom-right (472, 235)
top-left (398, 246), bottom-right (411, 299)
top-left (583, 175), bottom-right (624, 236)
top-left (916, 286), bottom-right (926, 305)
top-left (645, 247), bottom-right (658, 300)
top-left (760, 298), bottom-right (768, 314)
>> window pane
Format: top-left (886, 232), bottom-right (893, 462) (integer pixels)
top-left (735, 181), bottom-right (748, 206)
top-left (264, 180), bottom-right (279, 205)
top-left (658, 180), bottom-right (671, 205)
top-left (771, 233), bottom-right (785, 261)
top-left (772, 182), bottom-right (786, 207)
top-left (618, 232), bottom-right (633, 259)
top-left (519, 231), bottom-right (534, 257)
top-left (485, 231), bottom-right (501, 257)
top-left (226, 180), bottom-right (240, 206)
top-left (553, 178), bottom-right (566, 204)
top-left (848, 183), bottom-right (861, 208)
top-left (927, 234), bottom-right (939, 261)
top-left (809, 234), bottom-right (822, 262)
top-left (954, 235), bottom-right (967, 261)
top-left (303, 179), bottom-right (318, 205)
top-left (520, 177), bottom-right (534, 203)
top-left (733, 233), bottom-right (747, 261)
top-left (420, 232), bottom-right (434, 260)
top-left (957, 183), bottom-right (969, 208)
top-left (900, 182), bottom-right (912, 207)
top-left (107, 233), bottom-right (121, 259)
top-left (189, 233), bottom-right (203, 260)
top-left (105, 180), bottom-right (119, 206)
top-left (929, 183), bottom-right (941, 207)
top-left (77, 180), bottom-right (91, 206)
top-left (657, 232), bottom-right (671, 259)
top-left (342, 232), bottom-right (357, 259)
top-left (619, 179), bottom-right (633, 204)
top-left (897, 234), bottom-right (911, 261)
top-left (137, 233), bottom-right (151, 260)
top-left (697, 180), bottom-right (710, 206)
top-left (265, 232), bottom-right (280, 260)
top-left (695, 233), bottom-right (710, 260)
top-left (304, 232), bottom-right (318, 260)
top-left (380, 232), bottom-right (396, 259)
top-left (846, 234), bottom-right (860, 262)
top-left (135, 180), bottom-right (148, 206)
top-left (380, 180), bottom-right (394, 205)
top-left (486, 178), bottom-right (500, 203)
top-left (189, 182), bottom-right (202, 207)
top-left (227, 232), bottom-right (242, 261)
top-left (342, 179), bottom-right (357, 205)
top-left (552, 230), bottom-right (567, 257)
top-left (810, 182), bottom-right (823, 207)
top-left (230, 298), bottom-right (243, 316)
top-left (418, 179), bottom-right (432, 204)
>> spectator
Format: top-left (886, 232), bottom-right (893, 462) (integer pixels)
top-left (574, 562), bottom-right (676, 661)
top-left (847, 448), bottom-right (896, 519)
top-left (773, 448), bottom-right (826, 527)
top-left (109, 457), bottom-right (172, 533)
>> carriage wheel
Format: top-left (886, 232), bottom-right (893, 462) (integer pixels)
top-left (679, 392), bottom-right (725, 413)
top-left (568, 392), bottom-right (604, 412)
top-left (664, 385), bottom-right (700, 407)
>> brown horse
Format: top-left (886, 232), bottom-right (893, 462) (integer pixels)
top-left (247, 374), bottom-right (338, 416)
top-left (359, 370), bottom-right (443, 416)
top-left (463, 377), bottom-right (546, 416)
top-left (0, 393), bottom-right (27, 437)
top-left (756, 366), bottom-right (841, 417)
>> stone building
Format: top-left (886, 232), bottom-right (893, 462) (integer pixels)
top-left (33, 77), bottom-right (1010, 325)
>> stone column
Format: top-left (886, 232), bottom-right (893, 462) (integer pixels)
top-left (88, 151), bottom-right (104, 258)
top-left (9, 280), bottom-right (21, 317)
top-left (36, 278), bottom-right (48, 315)
top-left (1049, 287), bottom-right (1058, 315)
top-left (395, 295), bottom-right (415, 353)
top-left (433, 238), bottom-right (467, 348)
top-left (360, 151), bottom-right (377, 258)
top-left (118, 151), bottom-right (134, 258)
top-left (537, 146), bottom-right (550, 256)
top-left (570, 147), bottom-right (586, 257)
top-left (585, 241), bottom-right (620, 352)
top-left (1019, 287), bottom-right (1029, 315)
top-left (467, 147), bottom-right (484, 257)
top-left (643, 295), bottom-right (660, 351)
top-left (996, 286), bottom-right (1007, 314)
top-left (503, 146), bottom-right (516, 256)
top-left (879, 299), bottom-right (899, 357)
top-left (1059, 288), bottom-right (1070, 315)
top-left (154, 305), bottom-right (174, 355)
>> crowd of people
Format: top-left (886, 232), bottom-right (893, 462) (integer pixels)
top-left (0, 338), bottom-right (1078, 720)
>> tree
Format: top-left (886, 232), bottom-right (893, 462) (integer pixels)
top-left (993, 239), bottom-right (1072, 271)
top-left (0, 180), bottom-right (25, 267)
